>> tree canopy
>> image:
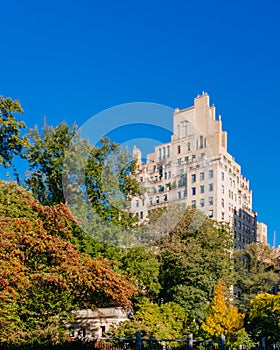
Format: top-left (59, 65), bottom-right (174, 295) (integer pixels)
top-left (23, 121), bottom-right (80, 205)
top-left (0, 96), bottom-right (27, 168)
top-left (158, 207), bottom-right (235, 325)
top-left (247, 293), bottom-right (280, 345)
top-left (202, 281), bottom-right (245, 345)
top-left (108, 298), bottom-right (189, 339)
top-left (0, 181), bottom-right (135, 345)
top-left (234, 242), bottom-right (280, 312)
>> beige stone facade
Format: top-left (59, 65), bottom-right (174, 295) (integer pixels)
top-left (257, 222), bottom-right (268, 244)
top-left (69, 307), bottom-right (128, 340)
top-left (131, 93), bottom-right (263, 247)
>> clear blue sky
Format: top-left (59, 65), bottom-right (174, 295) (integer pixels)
top-left (1, 0), bottom-right (280, 246)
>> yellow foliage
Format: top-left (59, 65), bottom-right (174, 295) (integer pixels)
top-left (202, 281), bottom-right (244, 342)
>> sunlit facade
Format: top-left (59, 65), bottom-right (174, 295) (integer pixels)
top-left (131, 93), bottom-right (263, 248)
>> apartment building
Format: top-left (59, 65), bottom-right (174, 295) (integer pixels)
top-left (131, 93), bottom-right (262, 247)
top-left (257, 222), bottom-right (268, 244)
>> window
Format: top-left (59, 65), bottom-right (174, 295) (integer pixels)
top-left (140, 211), bottom-right (143, 219)
top-left (221, 185), bottom-right (224, 194)
top-left (187, 142), bottom-right (191, 151)
top-left (200, 198), bottom-right (205, 207)
top-left (185, 156), bottom-right (189, 163)
top-left (221, 212), bottom-right (225, 220)
top-left (177, 191), bottom-right (181, 199)
top-left (209, 170), bottom-right (213, 178)
top-left (163, 194), bottom-right (168, 201)
top-left (200, 135), bottom-right (204, 149)
top-left (200, 185), bottom-right (205, 194)
top-left (177, 145), bottom-right (181, 154)
top-left (209, 183), bottom-right (214, 191)
top-left (192, 154), bottom-right (196, 161)
top-left (136, 200), bottom-right (139, 208)
top-left (192, 187), bottom-right (196, 195)
top-left (163, 147), bottom-right (166, 158)
top-left (208, 210), bottom-right (213, 218)
top-left (221, 172), bottom-right (225, 181)
top-left (209, 197), bottom-right (213, 205)
top-left (149, 198), bottom-right (152, 205)
top-left (167, 145), bottom-right (170, 158)
top-left (178, 179), bottom-right (183, 187)
top-left (221, 198), bottom-right (224, 207)
top-left (191, 174), bottom-right (196, 183)
top-left (158, 148), bottom-right (161, 160)
top-left (140, 176), bottom-right (143, 182)
top-left (183, 190), bottom-right (187, 197)
top-left (101, 326), bottom-right (106, 337)
top-left (200, 172), bottom-right (205, 181)
top-left (200, 153), bottom-right (205, 159)
top-left (178, 158), bottom-right (182, 165)
top-left (156, 196), bottom-right (159, 204)
top-left (191, 200), bottom-right (196, 207)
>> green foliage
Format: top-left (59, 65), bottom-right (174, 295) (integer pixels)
top-left (108, 298), bottom-right (189, 339)
top-left (158, 207), bottom-right (235, 325)
top-left (84, 137), bottom-right (140, 228)
top-left (23, 123), bottom-right (141, 246)
top-left (110, 246), bottom-right (161, 298)
top-left (0, 96), bottom-right (27, 168)
top-left (234, 242), bottom-right (280, 312)
top-left (24, 120), bottom-right (79, 205)
top-left (246, 293), bottom-right (280, 345)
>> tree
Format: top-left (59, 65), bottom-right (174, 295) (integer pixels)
top-left (24, 120), bottom-right (79, 205)
top-left (112, 246), bottom-right (161, 299)
top-left (0, 181), bottom-right (135, 345)
top-left (108, 298), bottom-right (189, 339)
top-left (234, 242), bottom-right (280, 312)
top-left (246, 293), bottom-right (280, 345)
top-left (202, 281), bottom-right (245, 345)
top-left (158, 207), bottom-right (234, 325)
top-left (84, 137), bottom-right (140, 228)
top-left (0, 96), bottom-right (27, 168)
top-left (24, 123), bottom-right (141, 247)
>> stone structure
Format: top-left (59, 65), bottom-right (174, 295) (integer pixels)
top-left (69, 307), bottom-right (128, 340)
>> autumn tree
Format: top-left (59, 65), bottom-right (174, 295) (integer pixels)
top-left (234, 242), bottom-right (280, 312)
top-left (0, 96), bottom-right (27, 169)
top-left (158, 207), bottom-right (234, 325)
top-left (202, 281), bottom-right (246, 346)
top-left (0, 181), bottom-right (135, 346)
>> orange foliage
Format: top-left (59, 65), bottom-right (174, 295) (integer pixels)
top-left (0, 216), bottom-right (135, 309)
